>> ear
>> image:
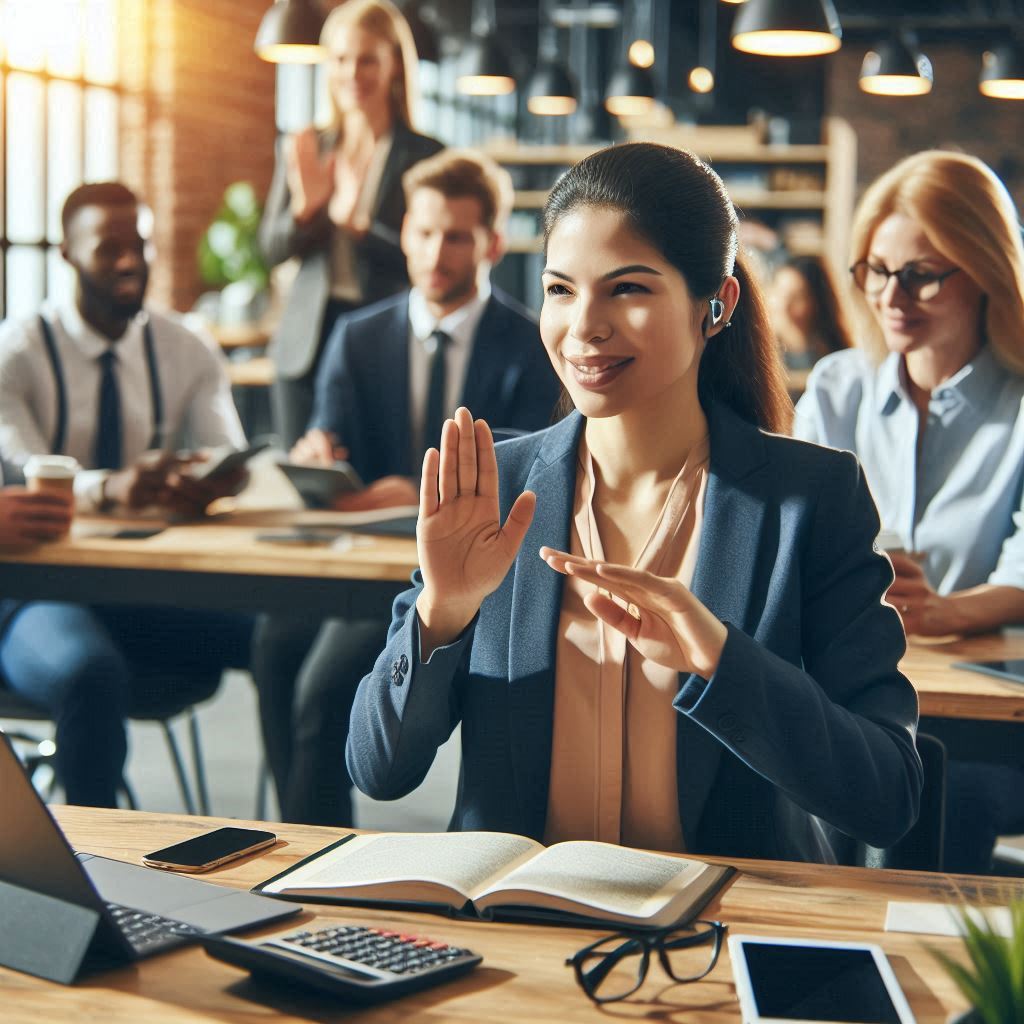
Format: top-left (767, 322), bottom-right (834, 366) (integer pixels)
top-left (486, 229), bottom-right (505, 267)
top-left (706, 274), bottom-right (741, 339)
top-left (399, 212), bottom-right (412, 258)
top-left (60, 241), bottom-right (72, 266)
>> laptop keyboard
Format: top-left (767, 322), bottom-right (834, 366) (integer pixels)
top-left (106, 901), bottom-right (199, 954)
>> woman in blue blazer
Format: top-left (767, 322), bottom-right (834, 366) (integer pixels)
top-left (347, 143), bottom-right (922, 865)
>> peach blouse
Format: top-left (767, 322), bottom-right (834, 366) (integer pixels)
top-left (544, 433), bottom-right (709, 852)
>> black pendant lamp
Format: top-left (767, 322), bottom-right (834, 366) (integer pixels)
top-left (605, 0), bottom-right (658, 117)
top-left (859, 34), bottom-right (932, 96)
top-left (980, 42), bottom-right (1024, 100)
top-left (457, 0), bottom-right (516, 96)
top-left (527, 0), bottom-right (577, 115)
top-left (254, 0), bottom-right (326, 64)
top-left (731, 0), bottom-right (842, 58)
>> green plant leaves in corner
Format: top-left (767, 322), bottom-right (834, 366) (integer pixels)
top-left (931, 900), bottom-right (1024, 1024)
top-left (198, 181), bottom-right (269, 291)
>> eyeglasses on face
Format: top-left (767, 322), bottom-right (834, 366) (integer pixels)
top-left (565, 919), bottom-right (727, 1004)
top-left (849, 260), bottom-right (961, 302)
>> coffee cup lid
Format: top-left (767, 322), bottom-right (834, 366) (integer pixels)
top-left (24, 455), bottom-right (80, 479)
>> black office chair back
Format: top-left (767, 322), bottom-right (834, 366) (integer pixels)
top-left (859, 732), bottom-right (947, 872)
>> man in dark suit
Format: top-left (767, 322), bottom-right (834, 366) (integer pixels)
top-left (253, 149), bottom-right (561, 826)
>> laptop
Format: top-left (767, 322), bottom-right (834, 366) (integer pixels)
top-left (0, 732), bottom-right (299, 983)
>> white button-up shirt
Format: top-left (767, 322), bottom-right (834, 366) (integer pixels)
top-left (0, 300), bottom-right (245, 510)
top-left (794, 345), bottom-right (1024, 595)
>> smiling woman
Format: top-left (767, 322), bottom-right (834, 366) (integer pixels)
top-left (346, 142), bottom-right (924, 868)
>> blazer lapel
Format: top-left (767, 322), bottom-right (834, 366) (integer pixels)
top-left (377, 298), bottom-right (414, 474)
top-left (506, 413), bottom-right (582, 838)
top-left (459, 296), bottom-right (510, 420)
top-left (677, 403), bottom-right (771, 848)
top-left (370, 124), bottom-right (409, 222)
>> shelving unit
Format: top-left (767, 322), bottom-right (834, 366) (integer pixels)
top-left (485, 118), bottom-right (857, 301)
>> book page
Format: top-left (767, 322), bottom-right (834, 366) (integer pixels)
top-left (885, 901), bottom-right (1012, 938)
top-left (263, 832), bottom-right (542, 905)
top-left (474, 841), bottom-right (709, 924)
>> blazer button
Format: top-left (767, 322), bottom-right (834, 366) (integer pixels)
top-left (391, 666), bottom-right (403, 686)
top-left (732, 730), bottom-right (747, 745)
top-left (718, 712), bottom-right (737, 730)
top-left (399, 654), bottom-right (409, 673)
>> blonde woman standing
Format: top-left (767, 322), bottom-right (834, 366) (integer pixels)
top-left (260, 0), bottom-right (443, 446)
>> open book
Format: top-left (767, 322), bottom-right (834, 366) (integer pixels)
top-left (254, 832), bottom-right (734, 930)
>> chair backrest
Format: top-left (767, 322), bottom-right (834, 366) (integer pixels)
top-left (858, 732), bottom-right (947, 871)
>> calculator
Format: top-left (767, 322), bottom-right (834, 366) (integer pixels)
top-left (202, 923), bottom-right (482, 1004)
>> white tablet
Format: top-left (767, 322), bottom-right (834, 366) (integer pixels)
top-left (728, 935), bottom-right (916, 1024)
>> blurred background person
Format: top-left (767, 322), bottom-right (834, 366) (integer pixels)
top-left (260, 0), bottom-right (443, 448)
top-left (769, 254), bottom-right (852, 372)
top-left (793, 150), bottom-right (1024, 873)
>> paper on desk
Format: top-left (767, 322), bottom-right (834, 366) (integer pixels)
top-left (885, 901), bottom-right (1012, 938)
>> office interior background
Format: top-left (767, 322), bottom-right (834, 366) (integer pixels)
top-left (1, 0), bottom-right (1023, 827)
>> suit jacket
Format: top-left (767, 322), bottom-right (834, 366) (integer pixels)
top-left (259, 123), bottom-right (444, 380)
top-left (347, 403), bottom-right (924, 865)
top-left (309, 288), bottom-right (562, 483)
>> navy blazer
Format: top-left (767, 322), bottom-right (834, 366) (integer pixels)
top-left (347, 403), bottom-right (923, 865)
top-left (309, 288), bottom-right (562, 483)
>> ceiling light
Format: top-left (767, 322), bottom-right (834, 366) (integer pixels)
top-left (980, 42), bottom-right (1024, 100)
top-left (605, 63), bottom-right (656, 116)
top-left (254, 0), bottom-right (325, 64)
top-left (457, 0), bottom-right (516, 95)
top-left (526, 60), bottom-right (578, 115)
top-left (629, 39), bottom-right (655, 68)
top-left (859, 35), bottom-right (932, 96)
top-left (689, 66), bottom-right (715, 92)
top-left (731, 0), bottom-right (841, 57)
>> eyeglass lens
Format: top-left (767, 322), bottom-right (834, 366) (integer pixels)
top-left (852, 262), bottom-right (951, 301)
top-left (576, 922), bottom-right (721, 1003)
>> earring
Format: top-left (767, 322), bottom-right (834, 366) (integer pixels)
top-left (709, 297), bottom-right (725, 325)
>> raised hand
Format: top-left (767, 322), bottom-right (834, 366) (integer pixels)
top-left (416, 407), bottom-right (535, 653)
top-left (290, 429), bottom-right (347, 467)
top-left (540, 549), bottom-right (727, 679)
top-left (287, 127), bottom-right (336, 223)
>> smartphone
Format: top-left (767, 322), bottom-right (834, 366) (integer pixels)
top-left (188, 441), bottom-right (270, 482)
top-left (142, 827), bottom-right (277, 873)
top-left (729, 935), bottom-right (915, 1024)
top-left (277, 461), bottom-right (365, 508)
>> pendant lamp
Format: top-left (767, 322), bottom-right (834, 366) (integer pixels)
top-left (526, 0), bottom-right (577, 115)
top-left (859, 34), bottom-right (932, 96)
top-left (254, 0), bottom-right (326, 64)
top-left (605, 0), bottom-right (658, 116)
top-left (731, 0), bottom-right (841, 58)
top-left (457, 0), bottom-right (516, 95)
top-left (980, 42), bottom-right (1024, 100)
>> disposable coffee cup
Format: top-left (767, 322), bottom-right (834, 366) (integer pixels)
top-left (23, 455), bottom-right (79, 497)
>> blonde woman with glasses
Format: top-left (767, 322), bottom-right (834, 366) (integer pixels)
top-left (794, 150), bottom-right (1024, 873)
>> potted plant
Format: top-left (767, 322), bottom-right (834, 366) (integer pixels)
top-left (197, 181), bottom-right (269, 325)
top-left (933, 900), bottom-right (1024, 1024)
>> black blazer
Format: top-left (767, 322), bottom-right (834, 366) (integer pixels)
top-left (347, 404), bottom-right (924, 865)
top-left (309, 288), bottom-right (562, 483)
top-left (259, 122), bottom-right (444, 379)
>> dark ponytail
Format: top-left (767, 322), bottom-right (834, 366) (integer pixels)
top-left (544, 143), bottom-right (792, 435)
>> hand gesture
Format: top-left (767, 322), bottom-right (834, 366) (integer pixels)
top-left (333, 475), bottom-right (417, 512)
top-left (886, 552), bottom-right (959, 636)
top-left (540, 549), bottom-right (727, 679)
top-left (0, 487), bottom-right (73, 547)
top-left (415, 407), bottom-right (535, 651)
top-left (103, 450), bottom-right (185, 510)
top-left (287, 127), bottom-right (336, 223)
top-left (290, 429), bottom-right (347, 467)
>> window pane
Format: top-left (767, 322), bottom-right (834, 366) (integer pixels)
top-left (84, 85), bottom-right (117, 180)
top-left (48, 81), bottom-right (83, 242)
top-left (46, 246), bottom-right (74, 306)
top-left (7, 73), bottom-right (45, 243)
top-left (276, 64), bottom-right (315, 134)
top-left (4, 0), bottom-right (47, 72)
top-left (8, 246), bottom-right (45, 321)
top-left (47, 0), bottom-right (85, 79)
top-left (83, 0), bottom-right (116, 85)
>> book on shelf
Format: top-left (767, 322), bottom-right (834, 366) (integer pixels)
top-left (253, 831), bottom-right (734, 931)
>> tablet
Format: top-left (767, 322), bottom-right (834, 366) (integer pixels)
top-left (728, 936), bottom-right (915, 1024)
top-left (277, 461), bottom-right (364, 508)
top-left (189, 441), bottom-right (270, 481)
top-left (952, 659), bottom-right (1024, 685)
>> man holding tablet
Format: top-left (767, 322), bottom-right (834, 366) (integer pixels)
top-left (0, 182), bottom-right (253, 808)
top-left (253, 149), bottom-right (560, 826)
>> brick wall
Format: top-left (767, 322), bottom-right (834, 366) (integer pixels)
top-left (827, 41), bottom-right (1024, 212)
top-left (119, 0), bottom-right (278, 312)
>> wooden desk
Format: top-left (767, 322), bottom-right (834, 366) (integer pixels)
top-left (0, 806), bottom-right (1004, 1023)
top-left (0, 511), bottom-right (419, 616)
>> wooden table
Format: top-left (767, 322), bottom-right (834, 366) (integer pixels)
top-left (0, 806), bottom-right (1006, 1023)
top-left (0, 510), bottom-right (419, 616)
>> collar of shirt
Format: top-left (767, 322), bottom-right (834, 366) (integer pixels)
top-left (407, 277), bottom-right (492, 354)
top-left (875, 343), bottom-right (1002, 421)
top-left (54, 299), bottom-right (147, 361)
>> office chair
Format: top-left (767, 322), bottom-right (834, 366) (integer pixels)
top-left (0, 669), bottom-right (219, 815)
top-left (858, 732), bottom-right (947, 872)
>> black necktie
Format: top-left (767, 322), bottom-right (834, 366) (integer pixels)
top-left (94, 349), bottom-right (123, 470)
top-left (422, 329), bottom-right (450, 457)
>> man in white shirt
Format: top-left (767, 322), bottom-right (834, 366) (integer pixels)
top-left (0, 182), bottom-right (252, 807)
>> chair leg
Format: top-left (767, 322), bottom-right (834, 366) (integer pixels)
top-left (160, 720), bottom-right (197, 815)
top-left (119, 776), bottom-right (138, 810)
top-left (187, 708), bottom-right (211, 817)
top-left (255, 757), bottom-right (269, 821)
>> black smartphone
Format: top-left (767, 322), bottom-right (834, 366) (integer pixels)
top-left (189, 441), bottom-right (270, 482)
top-left (142, 827), bottom-right (277, 873)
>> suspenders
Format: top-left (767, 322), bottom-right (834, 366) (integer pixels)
top-left (37, 315), bottom-right (164, 456)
